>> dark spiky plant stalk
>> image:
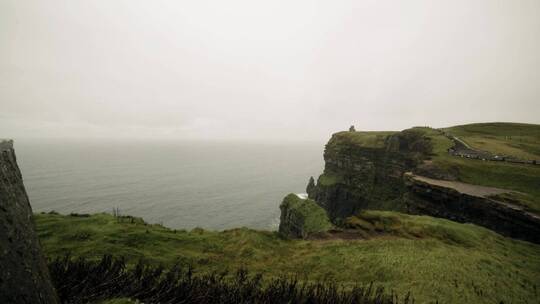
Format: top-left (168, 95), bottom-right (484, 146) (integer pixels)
top-left (49, 254), bottom-right (413, 304)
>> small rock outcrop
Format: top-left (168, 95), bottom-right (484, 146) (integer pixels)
top-left (0, 140), bottom-right (59, 303)
top-left (279, 194), bottom-right (332, 239)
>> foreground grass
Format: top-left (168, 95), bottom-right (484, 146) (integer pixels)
top-left (52, 255), bottom-right (402, 304)
top-left (36, 212), bottom-right (540, 303)
top-left (99, 299), bottom-right (137, 304)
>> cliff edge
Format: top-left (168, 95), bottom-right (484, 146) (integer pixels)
top-left (0, 140), bottom-right (58, 303)
top-left (308, 129), bottom-right (431, 220)
top-left (306, 124), bottom-right (540, 243)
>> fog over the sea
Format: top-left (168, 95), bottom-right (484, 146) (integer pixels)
top-left (1, 0), bottom-right (539, 141)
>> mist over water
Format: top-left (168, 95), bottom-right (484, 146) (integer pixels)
top-left (16, 140), bottom-right (324, 230)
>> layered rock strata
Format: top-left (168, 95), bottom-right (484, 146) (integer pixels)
top-left (404, 173), bottom-right (540, 244)
top-left (306, 129), bottom-right (540, 244)
top-left (308, 130), bottom-right (429, 220)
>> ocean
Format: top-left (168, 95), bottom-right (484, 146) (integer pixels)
top-left (15, 139), bottom-right (324, 230)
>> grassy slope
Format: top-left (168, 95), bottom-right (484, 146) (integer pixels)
top-left (404, 123), bottom-right (540, 213)
top-left (444, 122), bottom-right (540, 160)
top-left (36, 212), bottom-right (540, 304)
top-left (440, 123), bottom-right (540, 211)
top-left (415, 125), bottom-right (540, 213)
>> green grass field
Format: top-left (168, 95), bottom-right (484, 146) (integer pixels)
top-left (36, 212), bottom-right (540, 304)
top-left (444, 122), bottom-right (540, 160)
top-left (425, 124), bottom-right (540, 213)
top-left (330, 131), bottom-right (398, 149)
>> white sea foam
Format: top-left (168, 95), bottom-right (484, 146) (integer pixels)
top-left (296, 193), bottom-right (308, 199)
top-left (269, 216), bottom-right (280, 231)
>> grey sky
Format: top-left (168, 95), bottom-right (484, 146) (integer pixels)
top-left (1, 0), bottom-right (539, 141)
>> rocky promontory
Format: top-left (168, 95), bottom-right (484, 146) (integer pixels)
top-left (0, 140), bottom-right (58, 303)
top-left (308, 129), bottom-right (432, 220)
top-left (302, 125), bottom-right (540, 244)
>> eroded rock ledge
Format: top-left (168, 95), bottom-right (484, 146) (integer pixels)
top-left (404, 172), bottom-right (540, 244)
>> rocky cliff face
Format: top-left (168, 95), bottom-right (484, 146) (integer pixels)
top-left (308, 130), bottom-right (429, 220)
top-left (307, 129), bottom-right (540, 244)
top-left (404, 173), bottom-right (540, 244)
top-left (0, 140), bottom-right (58, 303)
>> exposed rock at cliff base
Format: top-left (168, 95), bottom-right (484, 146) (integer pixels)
top-left (0, 140), bottom-right (59, 303)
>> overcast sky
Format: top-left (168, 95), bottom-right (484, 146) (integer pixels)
top-left (1, 0), bottom-right (539, 141)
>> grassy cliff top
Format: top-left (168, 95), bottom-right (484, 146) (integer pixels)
top-left (443, 122), bottom-right (540, 160)
top-left (329, 131), bottom-right (398, 149)
top-left (445, 122), bottom-right (540, 137)
top-left (35, 211), bottom-right (540, 304)
top-left (329, 123), bottom-right (540, 156)
top-left (407, 125), bottom-right (540, 213)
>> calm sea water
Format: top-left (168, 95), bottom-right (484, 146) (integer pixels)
top-left (16, 139), bottom-right (324, 230)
